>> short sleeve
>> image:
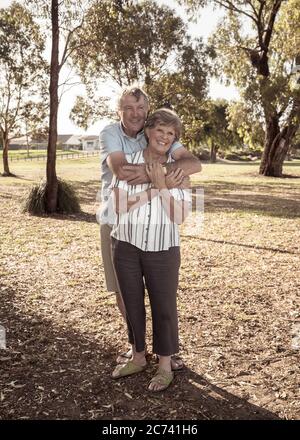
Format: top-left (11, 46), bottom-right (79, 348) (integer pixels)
top-left (168, 140), bottom-right (183, 157)
top-left (99, 125), bottom-right (123, 163)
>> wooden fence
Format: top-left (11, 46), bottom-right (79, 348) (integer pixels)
top-left (8, 151), bottom-right (100, 162)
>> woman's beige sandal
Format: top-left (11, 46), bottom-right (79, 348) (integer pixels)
top-left (148, 368), bottom-right (174, 392)
top-left (116, 349), bottom-right (132, 364)
top-left (112, 361), bottom-right (147, 379)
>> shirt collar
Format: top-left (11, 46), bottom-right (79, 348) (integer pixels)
top-left (119, 121), bottom-right (144, 140)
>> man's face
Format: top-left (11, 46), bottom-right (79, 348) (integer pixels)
top-left (118, 95), bottom-right (148, 138)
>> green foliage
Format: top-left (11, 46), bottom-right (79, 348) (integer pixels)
top-left (144, 38), bottom-right (210, 148)
top-left (23, 178), bottom-right (81, 215)
top-left (227, 100), bottom-right (265, 150)
top-left (0, 2), bottom-right (48, 146)
top-left (181, 0), bottom-right (300, 175)
top-left (57, 179), bottom-right (81, 214)
top-left (207, 1), bottom-right (299, 126)
top-left (23, 180), bottom-right (47, 214)
top-left (71, 0), bottom-right (187, 87)
top-left (201, 99), bottom-right (242, 152)
top-left (70, 95), bottom-right (115, 130)
top-left (70, 0), bottom-right (207, 129)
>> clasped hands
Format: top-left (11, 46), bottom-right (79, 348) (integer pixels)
top-left (146, 162), bottom-right (184, 190)
top-left (122, 162), bottom-right (190, 189)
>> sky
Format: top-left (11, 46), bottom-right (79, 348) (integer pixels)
top-left (1, 0), bottom-right (239, 135)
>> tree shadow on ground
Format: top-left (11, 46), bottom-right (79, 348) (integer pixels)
top-left (64, 178), bottom-right (300, 224)
top-left (173, 367), bottom-right (280, 420)
top-left (181, 236), bottom-right (299, 255)
top-left (71, 180), bottom-right (100, 205)
top-left (17, 210), bottom-right (98, 224)
top-left (192, 181), bottom-right (300, 219)
top-left (210, 160), bottom-right (300, 171)
top-left (50, 211), bottom-right (98, 224)
top-left (0, 283), bottom-right (281, 420)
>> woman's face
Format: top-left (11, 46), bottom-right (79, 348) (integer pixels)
top-left (146, 123), bottom-right (176, 153)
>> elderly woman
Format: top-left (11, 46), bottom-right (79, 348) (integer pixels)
top-left (110, 109), bottom-right (190, 391)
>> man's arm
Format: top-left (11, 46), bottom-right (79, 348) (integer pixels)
top-left (100, 125), bottom-right (149, 184)
top-left (166, 147), bottom-right (201, 176)
top-left (107, 151), bottom-right (150, 183)
top-left (122, 146), bottom-right (201, 185)
top-left (107, 147), bottom-right (201, 186)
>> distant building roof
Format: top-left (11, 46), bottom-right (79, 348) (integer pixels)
top-left (81, 135), bottom-right (99, 141)
top-left (10, 136), bottom-right (29, 145)
top-left (65, 135), bottom-right (82, 145)
top-left (57, 134), bottom-right (73, 144)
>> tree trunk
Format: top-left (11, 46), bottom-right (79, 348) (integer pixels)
top-left (260, 114), bottom-right (299, 176)
top-left (259, 114), bottom-right (280, 176)
top-left (46, 0), bottom-right (59, 213)
top-left (210, 139), bottom-right (217, 163)
top-left (1, 133), bottom-right (11, 176)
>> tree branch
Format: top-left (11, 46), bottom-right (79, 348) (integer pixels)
top-left (59, 20), bottom-right (85, 71)
top-left (214, 0), bottom-right (258, 25)
top-left (255, 0), bottom-right (266, 49)
top-left (262, 0), bottom-right (282, 52)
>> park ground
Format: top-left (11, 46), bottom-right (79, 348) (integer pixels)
top-left (0, 157), bottom-right (299, 420)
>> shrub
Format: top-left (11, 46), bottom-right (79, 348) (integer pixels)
top-left (23, 178), bottom-right (81, 215)
top-left (197, 149), bottom-right (211, 161)
top-left (57, 179), bottom-right (81, 214)
top-left (224, 153), bottom-right (242, 161)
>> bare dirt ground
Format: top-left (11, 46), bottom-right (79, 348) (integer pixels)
top-left (0, 160), bottom-right (299, 420)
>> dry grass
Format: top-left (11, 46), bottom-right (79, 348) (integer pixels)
top-left (0, 158), bottom-right (299, 420)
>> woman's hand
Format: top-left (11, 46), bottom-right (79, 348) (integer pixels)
top-left (165, 168), bottom-right (184, 189)
top-left (146, 162), bottom-right (167, 190)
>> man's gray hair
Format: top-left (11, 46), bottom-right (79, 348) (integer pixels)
top-left (117, 85), bottom-right (149, 110)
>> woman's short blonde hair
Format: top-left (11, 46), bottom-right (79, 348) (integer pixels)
top-left (144, 108), bottom-right (182, 141)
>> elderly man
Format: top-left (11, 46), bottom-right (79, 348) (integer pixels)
top-left (99, 86), bottom-right (201, 369)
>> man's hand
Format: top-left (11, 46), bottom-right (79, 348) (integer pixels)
top-left (122, 164), bottom-right (150, 185)
top-left (178, 175), bottom-right (191, 189)
top-left (145, 162), bottom-right (167, 190)
top-left (165, 169), bottom-right (184, 189)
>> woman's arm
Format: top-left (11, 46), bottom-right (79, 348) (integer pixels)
top-left (113, 187), bottom-right (159, 214)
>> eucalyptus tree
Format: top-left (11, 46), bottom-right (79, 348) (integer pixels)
top-left (0, 2), bottom-right (47, 176)
top-left (181, 0), bottom-right (300, 176)
top-left (144, 40), bottom-right (211, 149)
top-left (72, 0), bottom-right (187, 87)
top-left (26, 0), bottom-right (91, 213)
top-left (70, 0), bottom-right (213, 144)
